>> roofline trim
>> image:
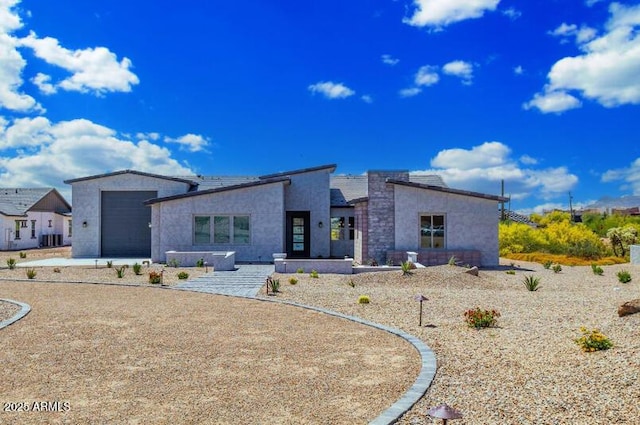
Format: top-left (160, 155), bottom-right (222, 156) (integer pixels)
top-left (259, 164), bottom-right (337, 179)
top-left (387, 179), bottom-right (508, 202)
top-left (64, 170), bottom-right (198, 187)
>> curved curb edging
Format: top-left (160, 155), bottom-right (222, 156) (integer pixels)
top-left (246, 295), bottom-right (437, 425)
top-left (0, 298), bottom-right (31, 330)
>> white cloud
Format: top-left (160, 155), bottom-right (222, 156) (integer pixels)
top-left (548, 22), bottom-right (597, 44)
top-left (519, 154), bottom-right (538, 165)
top-left (415, 65), bottom-right (440, 86)
top-left (31, 72), bottom-right (56, 95)
top-left (307, 81), bottom-right (355, 99)
top-left (164, 133), bottom-right (209, 153)
top-left (0, 116), bottom-right (193, 201)
top-left (418, 141), bottom-right (578, 201)
top-left (361, 94), bottom-right (373, 103)
top-left (527, 3), bottom-right (640, 113)
top-left (403, 0), bottom-right (500, 29)
top-left (381, 54), bottom-right (399, 66)
top-left (19, 31), bottom-right (140, 95)
top-left (514, 65), bottom-right (524, 75)
top-left (502, 7), bottom-right (522, 20)
top-left (442, 60), bottom-right (474, 84)
top-left (602, 157), bottom-right (640, 194)
top-left (136, 132), bottom-right (160, 141)
top-left (399, 87), bottom-right (422, 97)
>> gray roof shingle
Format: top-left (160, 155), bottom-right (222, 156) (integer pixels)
top-left (0, 188), bottom-right (61, 216)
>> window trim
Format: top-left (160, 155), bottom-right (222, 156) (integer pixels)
top-left (193, 214), bottom-right (251, 245)
top-left (420, 213), bottom-right (446, 249)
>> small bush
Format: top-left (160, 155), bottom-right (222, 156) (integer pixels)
top-left (591, 264), bottom-right (604, 276)
top-left (617, 270), bottom-right (632, 283)
top-left (310, 270), bottom-right (319, 278)
top-left (288, 277), bottom-right (298, 285)
top-left (53, 267), bottom-right (61, 273)
top-left (448, 256), bottom-right (458, 266)
top-left (574, 327), bottom-right (613, 352)
top-left (26, 268), bottom-right (37, 279)
top-left (368, 258), bottom-right (379, 266)
top-left (401, 261), bottom-right (416, 276)
top-left (132, 263), bottom-right (142, 275)
top-left (168, 258), bottom-right (180, 268)
top-left (196, 258), bottom-right (205, 268)
top-left (149, 271), bottom-right (162, 284)
top-left (177, 271), bottom-right (189, 280)
top-left (347, 279), bottom-right (355, 288)
top-left (266, 277), bottom-right (280, 293)
top-left (464, 307), bottom-right (500, 329)
top-left (6, 258), bottom-right (16, 270)
top-left (115, 266), bottom-right (126, 278)
top-left (296, 268), bottom-right (304, 274)
top-left (358, 295), bottom-right (370, 304)
top-left (552, 264), bottom-right (562, 273)
top-left (505, 270), bottom-right (516, 275)
top-left (522, 275), bottom-right (541, 291)
top-left (19, 252), bottom-right (26, 259)
top-left (543, 260), bottom-right (553, 269)
top-left (106, 260), bottom-right (113, 268)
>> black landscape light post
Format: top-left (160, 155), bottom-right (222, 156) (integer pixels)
top-left (427, 403), bottom-right (463, 424)
top-left (414, 294), bottom-right (428, 327)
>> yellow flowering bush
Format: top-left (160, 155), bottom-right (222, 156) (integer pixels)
top-left (574, 327), bottom-right (613, 352)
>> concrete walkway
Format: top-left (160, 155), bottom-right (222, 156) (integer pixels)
top-left (174, 264), bottom-right (273, 297)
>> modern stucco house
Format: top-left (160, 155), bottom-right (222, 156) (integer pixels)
top-left (0, 188), bottom-right (72, 251)
top-left (65, 164), bottom-right (506, 266)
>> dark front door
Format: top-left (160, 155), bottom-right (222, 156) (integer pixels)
top-left (286, 211), bottom-right (310, 258)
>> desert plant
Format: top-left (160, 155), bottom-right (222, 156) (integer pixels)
top-left (358, 295), bottom-right (370, 304)
top-left (505, 270), bottom-right (516, 275)
top-left (115, 266), bottom-right (126, 278)
top-left (288, 277), bottom-right (298, 285)
top-left (448, 256), bottom-right (458, 266)
top-left (53, 267), bottom-right (61, 273)
top-left (6, 258), bottom-right (16, 270)
top-left (148, 271), bottom-right (162, 284)
top-left (386, 258), bottom-right (394, 266)
top-left (310, 269), bottom-right (319, 278)
top-left (617, 270), bottom-right (632, 283)
top-left (168, 258), bottom-right (180, 268)
top-left (25, 268), bottom-right (37, 279)
top-left (106, 260), bottom-right (113, 268)
top-left (401, 261), bottom-right (416, 276)
top-left (522, 275), bottom-right (541, 291)
top-left (19, 251), bottom-right (26, 259)
top-left (196, 258), bottom-right (205, 268)
top-left (367, 258), bottom-right (379, 266)
top-left (552, 264), bottom-right (562, 273)
top-left (266, 277), bottom-right (280, 293)
top-left (543, 260), bottom-right (553, 269)
top-left (464, 307), bottom-right (500, 329)
top-left (347, 279), bottom-right (356, 288)
top-left (132, 262), bottom-right (142, 275)
top-left (591, 264), bottom-right (604, 276)
top-left (177, 271), bottom-right (189, 280)
top-left (574, 327), bottom-right (613, 352)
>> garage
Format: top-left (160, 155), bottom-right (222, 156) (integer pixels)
top-left (101, 191), bottom-right (156, 257)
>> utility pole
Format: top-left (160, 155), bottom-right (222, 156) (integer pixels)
top-left (569, 192), bottom-right (574, 222)
top-left (501, 179), bottom-right (505, 221)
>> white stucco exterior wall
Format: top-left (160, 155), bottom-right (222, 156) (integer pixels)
top-left (151, 181), bottom-right (286, 263)
top-left (394, 186), bottom-right (501, 266)
top-left (68, 173), bottom-right (192, 257)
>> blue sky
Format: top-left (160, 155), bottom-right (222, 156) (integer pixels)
top-left (1, 0), bottom-right (639, 213)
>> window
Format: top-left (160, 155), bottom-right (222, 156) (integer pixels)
top-left (48, 220), bottom-right (52, 228)
top-left (331, 216), bottom-right (354, 241)
top-left (68, 220), bottom-right (72, 237)
top-left (420, 214), bottom-right (445, 249)
top-left (31, 220), bottom-right (36, 239)
top-left (195, 215), bottom-right (250, 245)
top-left (14, 221), bottom-right (21, 240)
top-left (194, 216), bottom-right (210, 244)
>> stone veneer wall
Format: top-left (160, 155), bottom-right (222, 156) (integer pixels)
top-left (365, 171), bottom-right (409, 264)
top-left (353, 201), bottom-right (368, 265)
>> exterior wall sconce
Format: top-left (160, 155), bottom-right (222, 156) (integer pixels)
top-left (148, 222), bottom-right (152, 228)
top-left (318, 221), bottom-right (324, 228)
top-left (82, 221), bottom-right (88, 228)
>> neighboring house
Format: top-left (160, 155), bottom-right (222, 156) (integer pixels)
top-left (0, 188), bottom-right (72, 251)
top-left (65, 164), bottom-right (506, 266)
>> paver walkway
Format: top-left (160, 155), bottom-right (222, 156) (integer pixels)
top-left (174, 264), bottom-right (273, 297)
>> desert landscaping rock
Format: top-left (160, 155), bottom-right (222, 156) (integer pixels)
top-left (618, 299), bottom-right (640, 317)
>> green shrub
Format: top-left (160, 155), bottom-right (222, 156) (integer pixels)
top-left (149, 271), bottom-right (162, 284)
top-left (53, 267), bottom-right (61, 273)
top-left (448, 256), bottom-right (458, 266)
top-left (358, 295), bottom-right (370, 304)
top-left (177, 271), bottom-right (189, 280)
top-left (168, 258), bottom-right (180, 268)
top-left (26, 268), bottom-right (37, 279)
top-left (591, 264), bottom-right (604, 276)
top-left (132, 262), bottom-right (142, 275)
top-left (617, 270), bottom-right (632, 283)
top-left (296, 268), bottom-right (304, 274)
top-left (310, 270), bottom-right (319, 278)
top-left (196, 258), bottom-right (205, 268)
top-left (19, 251), bottom-right (26, 259)
top-left (522, 275), bottom-right (541, 291)
top-left (543, 260), bottom-right (553, 269)
top-left (552, 264), bottom-right (562, 273)
top-left (574, 327), bottom-right (613, 352)
top-left (6, 258), bottom-right (16, 270)
top-left (401, 261), bottom-right (415, 276)
top-left (106, 260), bottom-right (113, 268)
top-left (288, 277), bottom-right (298, 285)
top-left (367, 258), bottom-right (379, 266)
top-left (505, 270), bottom-right (516, 275)
top-left (347, 279), bottom-right (355, 288)
top-left (115, 266), bottom-right (126, 278)
top-left (266, 277), bottom-right (280, 293)
top-left (464, 308), bottom-right (500, 329)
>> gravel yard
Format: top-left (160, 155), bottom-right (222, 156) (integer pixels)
top-left (1, 247), bottom-right (639, 424)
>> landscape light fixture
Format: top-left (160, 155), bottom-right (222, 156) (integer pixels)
top-left (414, 294), bottom-right (429, 327)
top-left (427, 403), bottom-right (463, 424)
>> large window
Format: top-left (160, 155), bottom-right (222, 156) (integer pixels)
top-left (330, 216), bottom-right (354, 241)
top-left (196, 215), bottom-right (250, 245)
top-left (420, 214), bottom-right (445, 249)
top-left (31, 220), bottom-right (36, 239)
